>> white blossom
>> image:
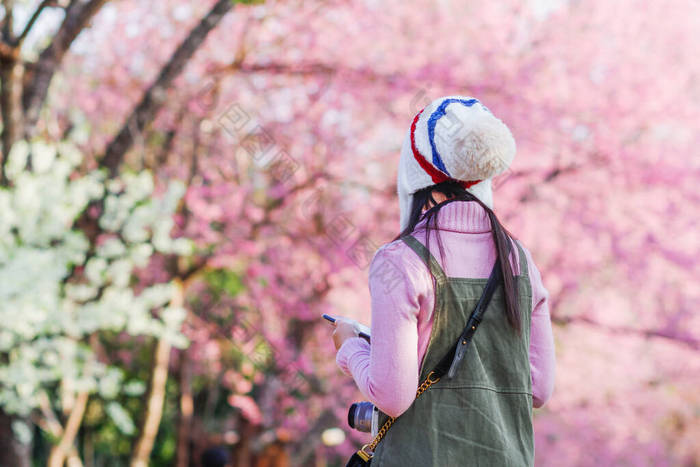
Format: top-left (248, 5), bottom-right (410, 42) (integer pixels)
top-left (0, 140), bottom-right (191, 415)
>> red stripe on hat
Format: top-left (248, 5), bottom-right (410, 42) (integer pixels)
top-left (410, 109), bottom-right (481, 190)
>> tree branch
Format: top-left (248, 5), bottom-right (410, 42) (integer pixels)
top-left (101, 0), bottom-right (237, 177)
top-left (33, 393), bottom-right (82, 465)
top-left (22, 0), bottom-right (109, 131)
top-left (1, 0), bottom-right (14, 41)
top-left (130, 279), bottom-right (184, 467)
top-left (47, 391), bottom-right (88, 467)
top-left (552, 313), bottom-right (700, 351)
top-left (175, 350), bottom-right (193, 467)
top-left (15, 0), bottom-right (54, 45)
top-left (37, 392), bottom-right (64, 438)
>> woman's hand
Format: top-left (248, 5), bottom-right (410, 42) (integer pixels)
top-left (332, 316), bottom-right (360, 351)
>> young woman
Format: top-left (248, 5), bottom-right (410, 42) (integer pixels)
top-left (331, 96), bottom-right (556, 466)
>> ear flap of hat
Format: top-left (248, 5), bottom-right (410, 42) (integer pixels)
top-left (398, 189), bottom-right (413, 233)
top-left (397, 131), bottom-right (415, 232)
top-left (466, 178), bottom-right (493, 210)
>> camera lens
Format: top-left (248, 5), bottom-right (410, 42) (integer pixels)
top-left (348, 402), bottom-right (359, 429)
top-left (347, 401), bottom-right (374, 432)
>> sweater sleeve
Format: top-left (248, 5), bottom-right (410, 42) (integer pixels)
top-left (520, 243), bottom-right (556, 408)
top-left (335, 241), bottom-right (429, 418)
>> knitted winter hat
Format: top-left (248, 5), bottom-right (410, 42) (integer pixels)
top-left (397, 95), bottom-right (516, 231)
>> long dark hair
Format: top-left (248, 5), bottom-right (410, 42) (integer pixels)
top-left (393, 179), bottom-right (522, 335)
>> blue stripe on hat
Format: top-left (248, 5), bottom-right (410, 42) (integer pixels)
top-left (427, 98), bottom-right (483, 176)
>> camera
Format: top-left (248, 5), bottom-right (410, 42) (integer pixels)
top-left (348, 401), bottom-right (380, 435)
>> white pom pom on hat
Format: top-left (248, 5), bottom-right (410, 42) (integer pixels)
top-left (397, 95), bottom-right (516, 231)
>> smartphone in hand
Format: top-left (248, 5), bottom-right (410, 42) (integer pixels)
top-left (323, 314), bottom-right (371, 343)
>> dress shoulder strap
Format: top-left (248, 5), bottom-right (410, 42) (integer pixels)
top-left (400, 234), bottom-right (447, 283)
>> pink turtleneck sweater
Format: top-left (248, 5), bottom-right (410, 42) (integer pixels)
top-left (336, 200), bottom-right (556, 418)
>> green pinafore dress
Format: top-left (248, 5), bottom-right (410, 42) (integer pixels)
top-left (370, 234), bottom-right (534, 466)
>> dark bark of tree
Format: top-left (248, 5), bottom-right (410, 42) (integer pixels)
top-left (234, 419), bottom-right (257, 467)
top-left (1, 0), bottom-right (17, 185)
top-left (0, 0), bottom-right (29, 458)
top-left (101, 0), bottom-right (237, 177)
top-left (0, 411), bottom-right (31, 467)
top-left (2, 0), bottom-right (109, 179)
top-left (256, 441), bottom-right (291, 467)
top-left (22, 0), bottom-right (110, 131)
top-left (0, 57), bottom-right (23, 185)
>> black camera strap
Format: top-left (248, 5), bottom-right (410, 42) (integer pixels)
top-left (432, 253), bottom-right (504, 380)
top-left (436, 238), bottom-right (513, 380)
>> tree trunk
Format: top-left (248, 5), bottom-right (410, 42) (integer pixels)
top-left (256, 441), bottom-right (290, 467)
top-left (234, 419), bottom-right (256, 467)
top-left (130, 338), bottom-right (172, 467)
top-left (0, 410), bottom-right (31, 467)
top-left (130, 280), bottom-right (183, 467)
top-left (0, 56), bottom-right (24, 185)
top-left (47, 391), bottom-right (89, 467)
top-left (175, 349), bottom-right (193, 467)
